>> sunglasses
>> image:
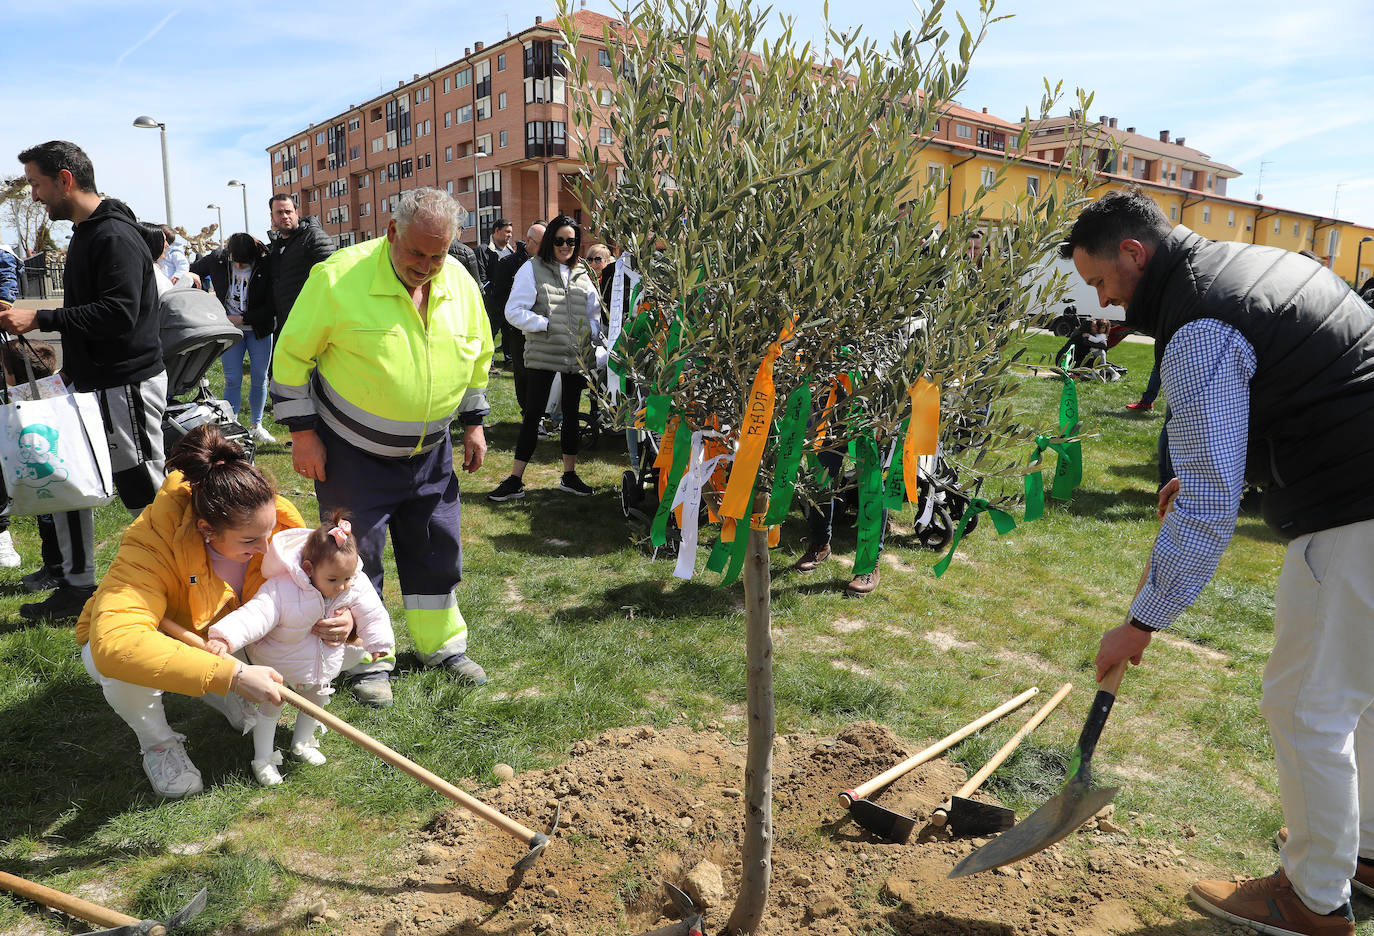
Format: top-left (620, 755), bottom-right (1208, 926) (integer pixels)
top-left (552, 237), bottom-right (577, 247)
top-left (588, 255), bottom-right (608, 263)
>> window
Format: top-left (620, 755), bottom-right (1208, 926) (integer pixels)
top-left (1294, 221), bottom-right (1301, 237)
top-left (457, 105), bottom-right (472, 124)
top-left (1274, 218), bottom-right (1282, 234)
top-left (476, 133), bottom-right (491, 155)
top-left (400, 158), bottom-right (412, 178)
top-left (497, 52), bottom-right (506, 71)
top-left (421, 153), bottom-right (431, 169)
top-left (348, 117), bottom-right (360, 131)
top-left (476, 99), bottom-right (489, 120)
top-left (1170, 204), bottom-right (1178, 221)
top-left (1202, 206), bottom-right (1211, 223)
top-left (455, 68), bottom-right (471, 89)
top-left (955, 123), bottom-right (972, 139)
top-left (498, 91), bottom-right (506, 110)
top-left (445, 146), bottom-right (453, 162)
top-left (499, 130), bottom-right (507, 148)
top-left (360, 202), bottom-right (371, 217)
top-left (444, 111), bottom-right (452, 128)
top-left (386, 162), bottom-right (398, 182)
top-left (443, 76), bottom-right (451, 94)
top-left (274, 151), bottom-right (282, 163)
top-left (417, 86), bottom-right (430, 103)
top-left (301, 164), bottom-right (310, 178)
top-left (371, 137), bottom-right (384, 154)
top-left (598, 88), bottom-right (613, 106)
top-left (359, 173), bottom-right (370, 188)
top-left (316, 131), bottom-right (326, 145)
top-left (927, 164), bottom-right (944, 186)
top-left (349, 144), bottom-right (360, 161)
top-left (445, 180), bottom-right (454, 194)
top-left (371, 107), bottom-right (383, 122)
top-left (1227, 209), bottom-right (1235, 228)
top-left (1328, 229), bottom-right (1340, 256)
top-left (976, 129), bottom-right (990, 148)
top-left (379, 199), bottom-right (388, 214)
top-left (598, 49), bottom-right (611, 67)
top-left (1025, 175), bottom-right (1039, 198)
top-left (599, 127), bottom-right (613, 145)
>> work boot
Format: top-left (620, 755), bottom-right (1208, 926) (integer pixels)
top-left (558, 472), bottom-right (593, 496)
top-left (439, 652), bottom-right (487, 686)
top-left (1276, 828), bottom-right (1374, 897)
top-left (1190, 869), bottom-right (1353, 936)
top-left (142, 735), bottom-right (204, 799)
top-left (19, 584), bottom-right (96, 622)
top-left (793, 542), bottom-right (831, 572)
top-left (846, 568), bottom-right (880, 596)
top-left (21, 565), bottom-right (64, 593)
top-left (346, 672), bottom-right (393, 708)
top-left (1125, 400), bottom-right (1153, 411)
top-left (487, 475), bottom-right (525, 502)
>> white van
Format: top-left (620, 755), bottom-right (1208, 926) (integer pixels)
top-left (1026, 255), bottom-right (1125, 335)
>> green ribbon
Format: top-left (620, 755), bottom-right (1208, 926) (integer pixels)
top-left (1051, 376), bottom-right (1082, 501)
top-left (708, 476), bottom-right (760, 586)
top-left (853, 433), bottom-right (883, 576)
top-left (645, 395), bottom-right (671, 433)
top-left (932, 497), bottom-right (1017, 578)
top-left (763, 382), bottom-right (813, 525)
top-left (651, 423), bottom-right (692, 547)
top-left (608, 302), bottom-right (653, 378)
top-left (1024, 434), bottom-right (1050, 521)
top-left (705, 536), bottom-right (732, 574)
top-left (883, 419), bottom-right (909, 511)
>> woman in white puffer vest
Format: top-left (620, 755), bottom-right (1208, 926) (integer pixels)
top-left (207, 511), bottom-right (394, 786)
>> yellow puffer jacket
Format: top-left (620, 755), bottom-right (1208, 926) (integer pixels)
top-left (75, 471), bottom-right (305, 697)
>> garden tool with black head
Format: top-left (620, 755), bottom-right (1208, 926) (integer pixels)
top-left (0, 869), bottom-right (206, 936)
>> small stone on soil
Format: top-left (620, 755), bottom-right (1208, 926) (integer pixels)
top-left (493, 763), bottom-right (515, 781)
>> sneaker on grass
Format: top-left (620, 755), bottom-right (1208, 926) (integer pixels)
top-left (143, 735), bottom-right (203, 798)
top-left (21, 565), bottom-right (64, 593)
top-left (558, 472), bottom-right (593, 496)
top-left (0, 530), bottom-right (21, 568)
top-left (19, 584), bottom-right (96, 622)
top-left (487, 475), bottom-right (525, 502)
top-left (1190, 869), bottom-right (1353, 936)
top-left (1275, 828), bottom-right (1374, 898)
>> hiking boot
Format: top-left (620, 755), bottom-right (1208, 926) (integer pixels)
top-left (142, 735), bottom-right (204, 798)
top-left (1276, 828), bottom-right (1374, 897)
top-left (439, 652), bottom-right (487, 686)
top-left (251, 751), bottom-right (284, 787)
top-left (558, 472), bottom-right (593, 496)
top-left (793, 542), bottom-right (831, 572)
top-left (846, 568), bottom-right (881, 596)
top-left (19, 584), bottom-right (96, 622)
top-left (1190, 869), bottom-right (1354, 936)
top-left (1126, 400), bottom-right (1153, 411)
top-left (487, 475), bottom-right (526, 502)
top-left (0, 531), bottom-right (21, 569)
top-left (347, 672), bottom-right (393, 708)
top-left (21, 565), bottom-right (64, 593)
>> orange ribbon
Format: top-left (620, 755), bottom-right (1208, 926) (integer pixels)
top-left (720, 322), bottom-right (795, 520)
top-left (903, 378), bottom-right (940, 503)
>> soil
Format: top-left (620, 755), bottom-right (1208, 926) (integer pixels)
top-left (332, 722), bottom-right (1245, 936)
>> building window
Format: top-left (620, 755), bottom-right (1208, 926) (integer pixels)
top-left (976, 128), bottom-right (990, 147)
top-left (360, 202), bottom-right (370, 217)
top-left (457, 105), bottom-right (472, 124)
top-left (1227, 209), bottom-right (1235, 228)
top-left (1274, 218), bottom-right (1282, 234)
top-left (599, 127), bottom-right (613, 145)
top-left (349, 144), bottom-right (360, 161)
top-left (497, 53), bottom-right (506, 71)
top-left (955, 123), bottom-right (972, 139)
top-left (598, 49), bottom-right (611, 67)
top-left (400, 158), bottom-right (412, 179)
top-left (371, 137), bottom-right (384, 154)
top-left (445, 180), bottom-right (454, 194)
top-left (455, 68), bottom-right (471, 89)
top-left (444, 111), bottom-right (452, 128)
top-left (315, 131), bottom-right (326, 145)
top-left (927, 164), bottom-right (944, 186)
top-left (1025, 176), bottom-right (1039, 198)
top-left (598, 88), bottom-right (613, 106)
top-left (371, 107), bottom-right (383, 122)
top-left (301, 164), bottom-right (310, 178)
top-left (445, 146), bottom-right (453, 162)
top-left (1202, 206), bottom-right (1211, 223)
top-left (360, 173), bottom-right (370, 188)
top-left (476, 99), bottom-right (490, 120)
top-left (348, 117), bottom-right (360, 131)
top-left (498, 91), bottom-right (507, 110)
top-left (499, 130), bottom-right (507, 148)
top-left (476, 134), bottom-right (491, 155)
top-left (1170, 204), bottom-right (1178, 221)
top-left (1294, 221), bottom-right (1301, 237)
top-left (443, 76), bottom-right (451, 94)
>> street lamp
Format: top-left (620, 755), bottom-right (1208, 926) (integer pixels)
top-left (206, 203), bottom-right (223, 246)
top-left (132, 115), bottom-right (174, 227)
top-left (1356, 236), bottom-right (1374, 289)
top-left (471, 150), bottom-right (489, 243)
top-left (226, 180), bottom-right (249, 235)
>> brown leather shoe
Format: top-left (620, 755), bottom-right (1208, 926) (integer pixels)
top-left (1276, 828), bottom-right (1374, 898)
top-left (845, 568), bottom-right (880, 596)
top-left (793, 542), bottom-right (831, 572)
top-left (1190, 869), bottom-right (1353, 936)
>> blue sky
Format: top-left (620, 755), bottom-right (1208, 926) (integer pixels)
top-left (3, 0), bottom-right (1371, 247)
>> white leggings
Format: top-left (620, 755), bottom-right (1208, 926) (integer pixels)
top-left (81, 642), bottom-right (242, 753)
top-left (253, 686), bottom-right (329, 762)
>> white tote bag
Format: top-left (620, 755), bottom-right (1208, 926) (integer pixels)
top-left (0, 388), bottom-right (117, 516)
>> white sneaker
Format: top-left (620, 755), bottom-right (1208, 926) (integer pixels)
top-left (199, 690), bottom-right (257, 735)
top-left (0, 531), bottom-right (21, 569)
top-left (251, 751), bottom-right (284, 786)
top-left (251, 423), bottom-right (277, 444)
top-left (290, 740), bottom-right (327, 766)
top-left (142, 735), bottom-right (204, 798)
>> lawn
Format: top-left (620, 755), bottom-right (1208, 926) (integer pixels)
top-left (0, 333), bottom-right (1349, 933)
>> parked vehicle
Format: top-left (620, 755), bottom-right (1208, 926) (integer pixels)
top-left (1027, 256), bottom-right (1125, 336)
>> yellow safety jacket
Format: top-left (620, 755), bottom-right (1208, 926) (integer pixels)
top-left (271, 238), bottom-right (494, 457)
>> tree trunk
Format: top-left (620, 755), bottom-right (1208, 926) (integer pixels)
top-left (724, 523), bottom-right (773, 934)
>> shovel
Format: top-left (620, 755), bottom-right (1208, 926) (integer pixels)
top-left (839, 686), bottom-right (1039, 843)
top-left (930, 682), bottom-right (1073, 836)
top-left (159, 620), bottom-right (557, 873)
top-left (0, 869), bottom-right (206, 936)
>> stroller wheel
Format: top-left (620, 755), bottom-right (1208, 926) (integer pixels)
top-left (620, 469), bottom-right (640, 519)
top-left (915, 504), bottom-right (954, 551)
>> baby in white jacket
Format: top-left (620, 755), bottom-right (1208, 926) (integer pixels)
top-left (207, 513), bottom-right (394, 786)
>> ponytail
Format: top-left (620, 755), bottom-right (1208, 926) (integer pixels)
top-left (165, 425), bottom-right (276, 532)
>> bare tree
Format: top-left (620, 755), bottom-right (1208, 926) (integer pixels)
top-left (1, 177), bottom-right (68, 255)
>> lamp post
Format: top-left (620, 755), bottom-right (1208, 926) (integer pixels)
top-left (226, 180), bottom-right (249, 235)
top-left (206, 203), bottom-right (223, 246)
top-left (471, 150), bottom-right (489, 244)
top-left (1356, 236), bottom-right (1374, 289)
top-left (132, 115), bottom-right (174, 226)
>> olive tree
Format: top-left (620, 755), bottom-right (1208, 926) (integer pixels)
top-left (560, 0), bottom-right (1090, 929)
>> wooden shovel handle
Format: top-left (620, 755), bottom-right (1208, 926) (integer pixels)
top-left (0, 869), bottom-right (150, 932)
top-left (842, 686), bottom-right (1040, 804)
top-left (954, 682), bottom-right (1074, 799)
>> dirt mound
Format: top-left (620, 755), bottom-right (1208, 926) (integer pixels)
top-left (344, 722), bottom-right (1234, 935)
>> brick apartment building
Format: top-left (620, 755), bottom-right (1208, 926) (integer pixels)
top-left (265, 8), bottom-right (621, 250)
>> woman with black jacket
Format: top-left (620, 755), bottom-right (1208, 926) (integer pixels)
top-left (192, 234), bottom-right (277, 443)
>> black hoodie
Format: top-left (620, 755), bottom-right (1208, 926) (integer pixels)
top-left (36, 198), bottom-right (162, 391)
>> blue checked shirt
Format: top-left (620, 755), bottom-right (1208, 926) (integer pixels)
top-left (1129, 319), bottom-right (1257, 629)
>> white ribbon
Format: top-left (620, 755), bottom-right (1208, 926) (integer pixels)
top-left (672, 434), bottom-right (731, 580)
top-left (606, 255), bottom-right (641, 402)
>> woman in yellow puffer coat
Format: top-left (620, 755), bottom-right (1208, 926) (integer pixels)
top-left (76, 424), bottom-right (353, 798)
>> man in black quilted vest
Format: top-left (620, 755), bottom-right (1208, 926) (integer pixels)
top-left (1073, 187), bottom-right (1374, 936)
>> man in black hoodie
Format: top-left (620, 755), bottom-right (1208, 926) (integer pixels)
top-left (1, 141), bottom-right (167, 621)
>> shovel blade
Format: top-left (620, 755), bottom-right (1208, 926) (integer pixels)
top-left (947, 781), bottom-right (1119, 878)
top-left (164, 887), bottom-right (208, 932)
top-left (947, 796), bottom-right (1016, 838)
top-left (848, 796), bottom-right (916, 844)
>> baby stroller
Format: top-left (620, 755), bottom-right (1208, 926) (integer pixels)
top-left (158, 286), bottom-right (256, 459)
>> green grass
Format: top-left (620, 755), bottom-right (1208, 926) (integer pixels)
top-left (1, 335), bottom-right (1368, 932)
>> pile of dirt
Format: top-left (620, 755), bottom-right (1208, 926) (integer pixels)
top-left (340, 722), bottom-right (1241, 935)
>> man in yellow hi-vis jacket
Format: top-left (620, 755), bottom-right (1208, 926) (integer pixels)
top-left (270, 187), bottom-right (494, 707)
